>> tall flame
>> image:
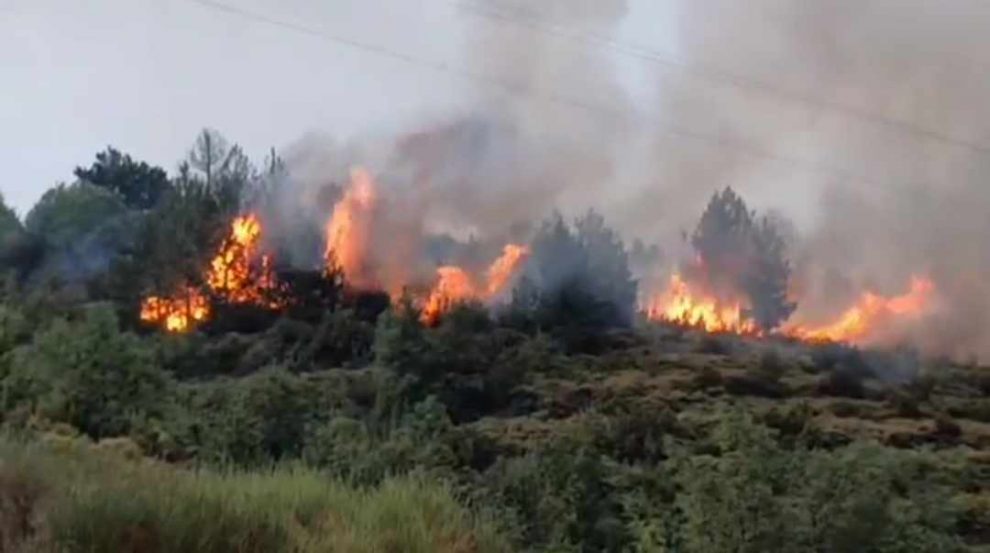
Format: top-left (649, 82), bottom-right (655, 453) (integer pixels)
top-left (421, 267), bottom-right (476, 325)
top-left (785, 276), bottom-right (934, 344)
top-left (485, 244), bottom-right (530, 296)
top-left (206, 214), bottom-right (278, 304)
top-left (421, 244), bottom-right (531, 325)
top-left (325, 167), bottom-right (377, 289)
top-left (140, 213), bottom-right (280, 333)
top-left (645, 273), bottom-right (758, 334)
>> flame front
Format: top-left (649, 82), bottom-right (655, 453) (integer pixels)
top-left (785, 277), bottom-right (934, 344)
top-left (422, 244), bottom-right (531, 325)
top-left (645, 273), bottom-right (758, 334)
top-left (140, 213), bottom-right (280, 333)
top-left (325, 167), bottom-right (377, 289)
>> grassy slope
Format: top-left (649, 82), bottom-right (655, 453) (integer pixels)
top-left (0, 436), bottom-right (510, 553)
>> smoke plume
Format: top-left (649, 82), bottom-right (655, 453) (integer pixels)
top-left (648, 0), bottom-right (990, 359)
top-left (263, 0), bottom-right (990, 359)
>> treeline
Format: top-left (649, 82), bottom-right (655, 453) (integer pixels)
top-left (0, 129), bottom-right (797, 337)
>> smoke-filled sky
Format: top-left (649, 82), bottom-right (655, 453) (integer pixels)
top-left (4, 0), bottom-right (989, 229)
top-left (1, 0), bottom-right (674, 215)
top-left (6, 0), bottom-right (990, 356)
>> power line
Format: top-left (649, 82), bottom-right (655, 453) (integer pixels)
top-left (180, 0), bottom-right (921, 189)
top-left (454, 0), bottom-right (990, 157)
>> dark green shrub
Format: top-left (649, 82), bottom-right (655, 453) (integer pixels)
top-left (585, 407), bottom-right (675, 464)
top-left (887, 387), bottom-right (924, 418)
top-left (696, 334), bottom-right (732, 355)
top-left (933, 414), bottom-right (962, 440)
top-left (4, 304), bottom-right (173, 439)
top-left (692, 366), bottom-right (723, 390)
top-left (762, 401), bottom-right (815, 442)
top-left (483, 447), bottom-right (629, 552)
top-left (373, 297), bottom-right (428, 375)
top-left (302, 397), bottom-right (459, 485)
top-left (817, 366), bottom-right (867, 399)
top-left (751, 349), bottom-right (788, 383)
top-left (188, 367), bottom-right (327, 465)
top-left (301, 308), bottom-right (375, 368)
top-left (645, 411), bottom-right (966, 553)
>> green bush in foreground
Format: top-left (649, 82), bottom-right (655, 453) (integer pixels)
top-left (0, 436), bottom-right (510, 553)
top-left (626, 412), bottom-right (967, 553)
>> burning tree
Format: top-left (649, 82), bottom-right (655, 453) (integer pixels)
top-left (139, 213), bottom-right (283, 332)
top-left (688, 187), bottom-right (796, 332)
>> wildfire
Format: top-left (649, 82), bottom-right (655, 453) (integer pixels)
top-left (645, 273), bottom-right (759, 334)
top-left (422, 267), bottom-right (476, 325)
top-left (485, 244), bottom-right (530, 296)
top-left (316, 167), bottom-right (531, 324)
top-left (140, 288), bottom-right (210, 333)
top-left (207, 214), bottom-right (279, 305)
top-left (784, 276), bottom-right (934, 344)
top-left (325, 167), bottom-right (377, 289)
top-left (646, 272), bottom-right (935, 345)
top-left (140, 213), bottom-right (281, 333)
top-left (422, 244), bottom-right (531, 325)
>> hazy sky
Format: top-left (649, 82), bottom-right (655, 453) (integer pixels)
top-left (5, 0), bottom-right (990, 235)
top-left (0, 0), bottom-right (674, 215)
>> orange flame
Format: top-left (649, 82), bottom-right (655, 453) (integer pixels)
top-left (645, 273), bottom-right (758, 334)
top-left (140, 213), bottom-right (280, 333)
top-left (325, 167), bottom-right (377, 289)
top-left (485, 244), bottom-right (530, 296)
top-left (421, 244), bottom-right (531, 325)
top-left (206, 214), bottom-right (278, 304)
top-left (140, 288), bottom-right (210, 333)
top-left (421, 267), bottom-right (476, 325)
top-left (785, 276), bottom-right (934, 344)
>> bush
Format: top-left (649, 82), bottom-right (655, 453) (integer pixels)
top-left (751, 349), bottom-right (788, 383)
top-left (692, 366), bottom-right (724, 390)
top-left (582, 407), bottom-right (675, 464)
top-left (696, 334), bottom-right (733, 355)
top-left (373, 298), bottom-right (428, 375)
top-left (4, 304), bottom-right (173, 439)
top-left (483, 447), bottom-right (629, 552)
top-left (637, 411), bottom-right (966, 553)
top-left (302, 308), bottom-right (375, 368)
top-left (761, 401), bottom-right (816, 444)
top-left (374, 302), bottom-right (533, 422)
top-left (933, 414), bottom-right (962, 441)
top-left (887, 387), bottom-right (924, 418)
top-left (817, 366), bottom-right (867, 399)
top-left (187, 367), bottom-right (324, 465)
top-left (302, 397), bottom-right (460, 485)
top-left (811, 343), bottom-right (867, 374)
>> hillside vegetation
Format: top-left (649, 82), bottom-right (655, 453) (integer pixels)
top-left (1, 135), bottom-right (988, 552)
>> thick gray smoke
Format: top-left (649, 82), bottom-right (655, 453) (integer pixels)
top-left (270, 0), bottom-right (636, 288)
top-left (270, 0), bottom-right (990, 359)
top-left (651, 0), bottom-right (990, 359)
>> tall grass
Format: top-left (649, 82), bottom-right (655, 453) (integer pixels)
top-left (0, 436), bottom-right (510, 552)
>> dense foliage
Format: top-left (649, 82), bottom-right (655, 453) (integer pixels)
top-left (0, 135), bottom-right (987, 552)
